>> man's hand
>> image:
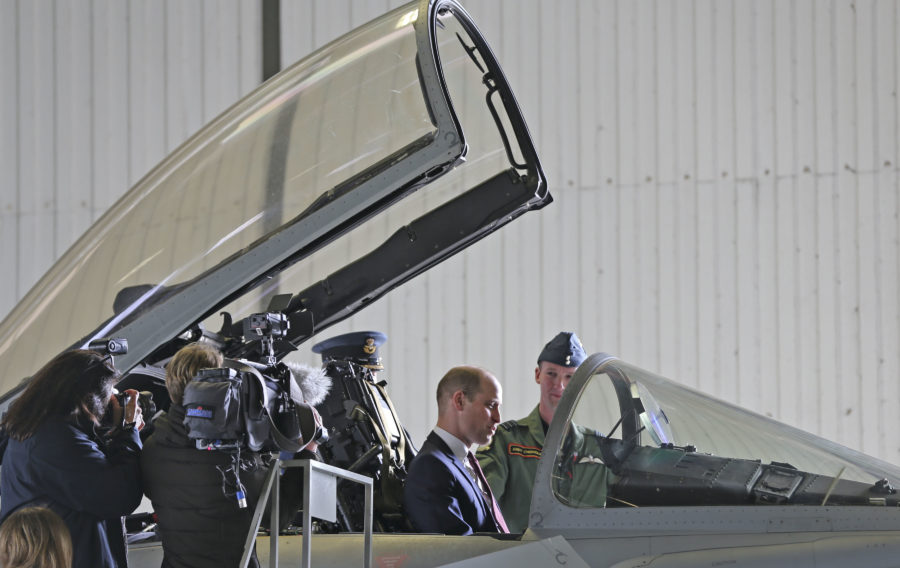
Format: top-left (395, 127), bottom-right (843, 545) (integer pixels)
top-left (302, 406), bottom-right (323, 452)
top-left (109, 389), bottom-right (145, 432)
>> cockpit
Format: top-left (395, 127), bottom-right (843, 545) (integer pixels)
top-left (545, 354), bottom-right (900, 514)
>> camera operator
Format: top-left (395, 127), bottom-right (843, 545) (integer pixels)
top-left (141, 343), bottom-right (323, 568)
top-left (0, 349), bottom-right (144, 568)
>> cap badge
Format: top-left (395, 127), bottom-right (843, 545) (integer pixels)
top-left (363, 338), bottom-right (377, 355)
top-left (565, 354), bottom-right (571, 366)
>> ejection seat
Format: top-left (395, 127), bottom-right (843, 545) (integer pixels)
top-left (314, 359), bottom-right (417, 532)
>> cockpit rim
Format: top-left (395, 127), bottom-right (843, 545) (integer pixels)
top-left (527, 352), bottom-right (900, 534)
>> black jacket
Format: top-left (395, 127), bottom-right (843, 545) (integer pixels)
top-left (0, 417), bottom-right (143, 568)
top-left (403, 431), bottom-right (500, 535)
top-left (141, 404), bottom-right (305, 568)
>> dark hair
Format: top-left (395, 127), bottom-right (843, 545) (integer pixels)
top-left (0, 506), bottom-right (72, 568)
top-left (1, 350), bottom-right (119, 441)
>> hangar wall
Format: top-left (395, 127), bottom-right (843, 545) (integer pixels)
top-left (0, 0), bottom-right (263, 313)
top-left (2, 0), bottom-right (899, 465)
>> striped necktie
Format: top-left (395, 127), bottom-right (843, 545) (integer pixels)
top-left (467, 451), bottom-right (510, 533)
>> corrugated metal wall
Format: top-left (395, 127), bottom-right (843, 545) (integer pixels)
top-left (0, 0), bottom-right (262, 313)
top-left (2, 0), bottom-right (899, 465)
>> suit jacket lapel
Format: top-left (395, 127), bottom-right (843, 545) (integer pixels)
top-left (427, 432), bottom-right (491, 515)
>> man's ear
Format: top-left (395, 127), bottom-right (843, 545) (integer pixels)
top-left (452, 389), bottom-right (466, 411)
top-left (535, 365), bottom-right (541, 384)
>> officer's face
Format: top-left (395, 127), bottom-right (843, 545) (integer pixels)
top-left (459, 374), bottom-right (502, 447)
top-left (536, 361), bottom-right (577, 418)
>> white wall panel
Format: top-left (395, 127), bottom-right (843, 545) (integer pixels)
top-left (92, 0), bottom-right (129, 214)
top-left (165, 1), bottom-right (205, 148)
top-left (55, 1), bottom-right (92, 254)
top-left (2, 0), bottom-right (262, 319)
top-left (127, 0), bottom-right (166, 185)
top-left (17, 0), bottom-right (58, 309)
top-left (4, 0), bottom-right (900, 466)
top-left (0, 1), bottom-right (18, 311)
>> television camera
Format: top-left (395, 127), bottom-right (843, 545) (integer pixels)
top-left (181, 312), bottom-right (324, 453)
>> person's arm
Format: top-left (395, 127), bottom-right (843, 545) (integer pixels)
top-left (476, 432), bottom-right (510, 501)
top-left (404, 454), bottom-right (473, 535)
top-left (31, 422), bottom-right (143, 520)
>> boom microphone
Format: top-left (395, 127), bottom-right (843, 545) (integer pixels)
top-left (282, 361), bottom-right (332, 406)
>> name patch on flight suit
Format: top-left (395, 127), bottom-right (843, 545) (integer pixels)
top-left (507, 443), bottom-right (542, 459)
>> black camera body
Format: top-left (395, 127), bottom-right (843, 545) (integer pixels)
top-left (114, 390), bottom-right (157, 422)
top-left (180, 312), bottom-right (323, 453)
top-left (181, 361), bottom-right (307, 453)
top-left (89, 337), bottom-right (129, 356)
top-left (90, 337), bottom-right (158, 430)
top-left (245, 312), bottom-right (289, 339)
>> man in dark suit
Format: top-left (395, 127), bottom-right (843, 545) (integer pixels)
top-left (403, 366), bottom-right (509, 535)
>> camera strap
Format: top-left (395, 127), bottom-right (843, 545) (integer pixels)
top-left (265, 411), bottom-right (302, 453)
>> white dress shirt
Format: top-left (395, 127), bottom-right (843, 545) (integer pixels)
top-left (433, 427), bottom-right (485, 493)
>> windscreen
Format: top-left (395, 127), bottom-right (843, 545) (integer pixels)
top-left (553, 359), bottom-right (900, 509)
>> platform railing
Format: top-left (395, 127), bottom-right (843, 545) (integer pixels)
top-left (240, 458), bottom-right (374, 568)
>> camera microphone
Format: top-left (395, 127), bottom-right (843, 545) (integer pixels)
top-left (88, 337), bottom-right (129, 356)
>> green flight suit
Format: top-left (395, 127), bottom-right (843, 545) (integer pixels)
top-left (476, 406), bottom-right (612, 532)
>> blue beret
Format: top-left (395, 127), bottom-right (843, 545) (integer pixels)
top-left (312, 331), bottom-right (387, 370)
top-left (537, 332), bottom-right (586, 368)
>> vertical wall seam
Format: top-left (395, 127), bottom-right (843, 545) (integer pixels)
top-left (14, 0), bottom-right (20, 300)
top-left (538, 0), bottom-right (546, 338)
top-left (51, 1), bottom-right (58, 259)
top-left (614, 0), bottom-right (622, 350)
top-left (672, 0), bottom-right (682, 374)
top-left (125, 0), bottom-right (132, 185)
top-left (770, 0), bottom-right (782, 414)
top-left (575, 0), bottom-right (583, 340)
top-left (790, 0), bottom-right (802, 423)
top-left (895, 0), bottom-right (900, 433)
top-left (711, 0), bottom-right (721, 394)
top-left (731, 1), bottom-right (741, 404)
top-left (811, 0), bottom-right (823, 435)
top-left (692, 0), bottom-right (700, 379)
top-left (851, 0), bottom-right (862, 441)
top-left (829, 0), bottom-right (842, 423)
top-left (88, 1), bottom-right (94, 220)
top-left (871, 0), bottom-right (885, 454)
top-left (670, 0), bottom-right (678, 373)
top-left (200, 1), bottom-right (207, 123)
top-left (162, 1), bottom-right (168, 149)
top-left (751, 0), bottom-right (762, 411)
top-left (631, 0), bottom-right (640, 359)
top-left (652, 0), bottom-right (661, 368)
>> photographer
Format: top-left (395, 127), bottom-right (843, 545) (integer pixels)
top-left (141, 343), bottom-right (323, 568)
top-left (0, 349), bottom-right (144, 568)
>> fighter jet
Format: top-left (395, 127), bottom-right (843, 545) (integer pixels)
top-left (2, 0), bottom-right (900, 566)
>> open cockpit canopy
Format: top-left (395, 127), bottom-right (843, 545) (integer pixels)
top-left (0, 0), bottom-right (548, 401)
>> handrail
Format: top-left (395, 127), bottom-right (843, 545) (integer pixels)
top-left (240, 458), bottom-right (374, 568)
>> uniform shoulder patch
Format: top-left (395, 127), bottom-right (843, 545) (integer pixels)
top-left (499, 419), bottom-right (530, 432)
top-left (507, 443), bottom-right (542, 459)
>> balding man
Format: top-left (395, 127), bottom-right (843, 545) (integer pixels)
top-left (403, 366), bottom-right (509, 535)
